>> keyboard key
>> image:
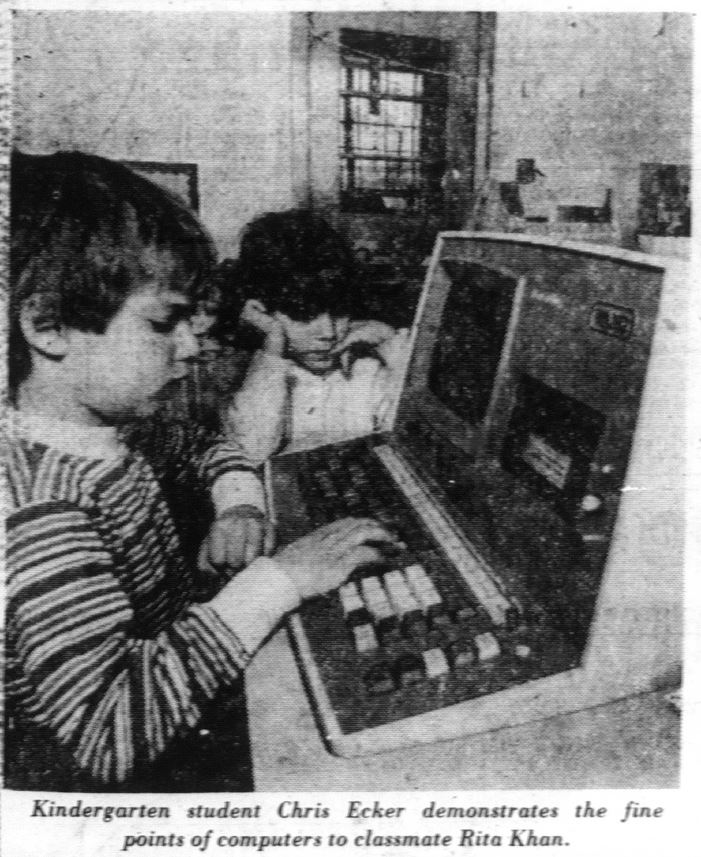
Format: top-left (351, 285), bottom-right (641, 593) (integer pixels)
top-left (427, 627), bottom-right (450, 650)
top-left (360, 577), bottom-right (394, 622)
top-left (339, 581), bottom-right (363, 614)
top-left (422, 647), bottom-right (450, 678)
top-left (352, 623), bottom-right (379, 654)
top-left (505, 606), bottom-right (522, 630)
top-left (383, 569), bottom-right (421, 616)
top-left (345, 606), bottom-right (372, 627)
top-left (404, 564), bottom-right (442, 610)
top-left (376, 613), bottom-right (401, 643)
top-left (447, 638), bottom-right (476, 668)
top-left (395, 653), bottom-right (425, 687)
top-left (453, 601), bottom-right (478, 623)
top-left (427, 605), bottom-right (452, 629)
top-left (364, 662), bottom-right (395, 694)
top-left (402, 609), bottom-right (429, 640)
top-left (474, 631), bottom-right (500, 662)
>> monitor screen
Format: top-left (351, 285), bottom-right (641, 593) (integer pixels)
top-left (394, 233), bottom-right (672, 645)
top-left (427, 260), bottom-right (518, 427)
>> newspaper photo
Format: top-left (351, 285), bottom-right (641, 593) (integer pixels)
top-left (2, 2), bottom-right (697, 855)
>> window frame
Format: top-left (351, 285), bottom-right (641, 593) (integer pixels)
top-left (338, 29), bottom-right (450, 215)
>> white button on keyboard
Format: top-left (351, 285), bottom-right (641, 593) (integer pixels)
top-left (339, 581), bottom-right (364, 617)
top-left (383, 570), bottom-right (420, 616)
top-left (422, 647), bottom-right (450, 677)
top-left (353, 623), bottom-right (379, 653)
top-left (360, 577), bottom-right (394, 620)
top-left (404, 563), bottom-right (442, 609)
top-left (474, 631), bottom-right (500, 662)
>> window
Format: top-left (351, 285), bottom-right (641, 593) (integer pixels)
top-left (339, 29), bottom-right (450, 214)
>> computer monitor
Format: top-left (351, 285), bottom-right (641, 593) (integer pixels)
top-left (272, 231), bottom-right (686, 756)
top-left (387, 232), bottom-right (686, 736)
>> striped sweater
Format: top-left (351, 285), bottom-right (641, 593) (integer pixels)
top-left (5, 414), bottom-right (260, 785)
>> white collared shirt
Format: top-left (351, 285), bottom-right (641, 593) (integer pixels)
top-left (224, 329), bottom-right (411, 462)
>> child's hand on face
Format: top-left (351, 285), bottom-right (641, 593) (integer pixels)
top-left (331, 320), bottom-right (396, 377)
top-left (263, 314), bottom-right (287, 357)
top-left (240, 299), bottom-right (286, 357)
top-left (198, 504), bottom-right (275, 576)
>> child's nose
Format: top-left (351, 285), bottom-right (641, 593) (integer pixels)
top-left (173, 320), bottom-right (200, 362)
top-left (314, 313), bottom-right (335, 340)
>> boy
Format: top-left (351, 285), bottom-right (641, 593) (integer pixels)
top-left (5, 151), bottom-right (393, 789)
top-left (220, 210), bottom-right (411, 462)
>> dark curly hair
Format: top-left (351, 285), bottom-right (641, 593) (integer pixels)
top-left (223, 209), bottom-right (361, 324)
top-left (10, 149), bottom-right (216, 390)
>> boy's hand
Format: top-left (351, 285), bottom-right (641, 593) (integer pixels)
top-left (274, 517), bottom-right (397, 598)
top-left (199, 504), bottom-right (275, 575)
top-left (331, 320), bottom-right (396, 377)
top-left (240, 299), bottom-right (286, 357)
top-left (264, 314), bottom-right (287, 357)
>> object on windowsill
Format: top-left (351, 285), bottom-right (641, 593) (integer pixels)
top-left (499, 182), bottom-right (524, 217)
top-left (637, 235), bottom-right (691, 259)
top-left (520, 187), bottom-right (619, 245)
top-left (381, 196), bottom-right (409, 212)
top-left (466, 178), bottom-right (525, 232)
top-left (638, 163), bottom-right (691, 238)
top-left (558, 189), bottom-right (612, 224)
top-left (515, 158), bottom-right (546, 185)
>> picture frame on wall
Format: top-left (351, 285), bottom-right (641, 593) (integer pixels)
top-left (121, 160), bottom-right (200, 212)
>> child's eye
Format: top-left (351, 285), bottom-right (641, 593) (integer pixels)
top-left (149, 318), bottom-right (179, 334)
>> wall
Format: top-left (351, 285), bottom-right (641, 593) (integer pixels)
top-left (489, 12), bottom-right (693, 245)
top-left (13, 10), bottom-right (295, 257)
top-left (13, 11), bottom-right (693, 254)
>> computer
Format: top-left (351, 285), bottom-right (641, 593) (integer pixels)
top-left (265, 231), bottom-right (687, 757)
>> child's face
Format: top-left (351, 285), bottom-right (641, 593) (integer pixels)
top-left (66, 284), bottom-right (199, 424)
top-left (280, 312), bottom-right (350, 375)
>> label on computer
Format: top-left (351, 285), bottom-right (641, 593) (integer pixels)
top-left (589, 301), bottom-right (635, 340)
top-left (522, 433), bottom-right (571, 489)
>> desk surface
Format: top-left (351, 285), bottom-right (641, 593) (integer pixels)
top-left (246, 628), bottom-right (680, 792)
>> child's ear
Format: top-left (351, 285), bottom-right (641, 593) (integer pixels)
top-left (19, 298), bottom-right (70, 358)
top-left (240, 299), bottom-right (275, 335)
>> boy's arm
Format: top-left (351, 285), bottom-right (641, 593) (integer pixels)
top-left (337, 327), bottom-right (412, 433)
top-left (127, 414), bottom-right (271, 577)
top-left (7, 501), bottom-right (297, 785)
top-left (220, 349), bottom-right (291, 464)
top-left (126, 413), bottom-right (265, 511)
top-left (374, 325), bottom-right (411, 372)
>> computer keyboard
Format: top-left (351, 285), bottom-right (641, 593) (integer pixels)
top-left (285, 438), bottom-right (580, 736)
top-left (373, 444), bottom-right (512, 625)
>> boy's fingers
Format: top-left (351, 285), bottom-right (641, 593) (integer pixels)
top-left (331, 322), bottom-right (392, 355)
top-left (340, 349), bottom-right (352, 378)
top-left (322, 516), bottom-right (378, 534)
top-left (263, 519), bottom-right (277, 555)
top-left (318, 519), bottom-right (369, 545)
top-left (330, 332), bottom-right (354, 355)
top-left (314, 517), bottom-right (359, 537)
top-left (198, 539), bottom-right (213, 573)
top-left (331, 327), bottom-right (370, 353)
top-left (243, 519), bottom-right (265, 566)
top-left (328, 521), bottom-right (396, 551)
top-left (341, 545), bottom-right (383, 571)
top-left (264, 319), bottom-right (286, 356)
top-left (208, 526), bottom-right (229, 567)
top-left (320, 517), bottom-right (395, 545)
